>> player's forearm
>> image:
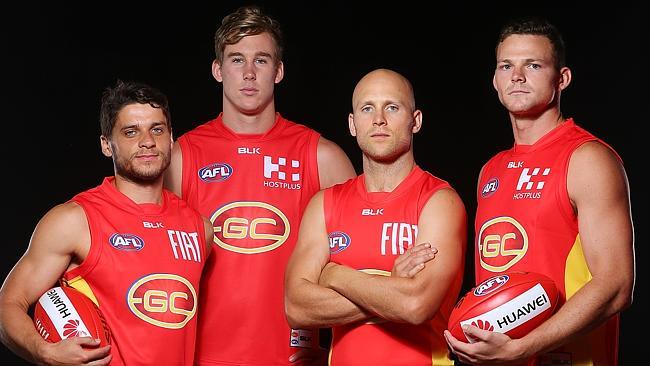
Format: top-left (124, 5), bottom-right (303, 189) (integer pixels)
top-left (285, 279), bottom-right (370, 328)
top-left (520, 276), bottom-right (632, 357)
top-left (321, 264), bottom-right (433, 324)
top-left (0, 302), bottom-right (47, 364)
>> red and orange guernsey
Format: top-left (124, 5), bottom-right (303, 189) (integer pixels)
top-left (178, 113), bottom-right (321, 365)
top-left (63, 177), bottom-right (208, 365)
top-left (475, 119), bottom-right (621, 365)
top-left (326, 166), bottom-right (460, 366)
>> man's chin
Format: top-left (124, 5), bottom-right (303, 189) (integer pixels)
top-left (120, 170), bottom-right (164, 185)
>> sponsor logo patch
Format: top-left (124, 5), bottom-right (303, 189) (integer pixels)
top-left (481, 177), bottom-right (499, 198)
top-left (198, 163), bottom-right (233, 183)
top-left (460, 285), bottom-right (551, 335)
top-left (474, 275), bottom-right (509, 296)
top-left (109, 233), bottom-right (145, 251)
top-left (329, 231), bottom-right (351, 254)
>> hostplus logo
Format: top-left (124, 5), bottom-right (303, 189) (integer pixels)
top-left (263, 155), bottom-right (301, 190)
top-left (513, 167), bottom-right (550, 200)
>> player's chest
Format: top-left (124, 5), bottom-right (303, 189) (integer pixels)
top-left (328, 202), bottom-right (419, 269)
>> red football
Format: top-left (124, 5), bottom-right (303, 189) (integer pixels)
top-left (447, 272), bottom-right (559, 343)
top-left (33, 286), bottom-right (111, 347)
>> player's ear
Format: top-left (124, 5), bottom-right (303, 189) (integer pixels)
top-left (100, 136), bottom-right (112, 157)
top-left (348, 113), bottom-right (357, 137)
top-left (274, 61), bottom-right (284, 84)
top-left (412, 110), bottom-right (422, 134)
top-left (212, 59), bottom-right (223, 82)
top-left (558, 66), bottom-right (572, 91)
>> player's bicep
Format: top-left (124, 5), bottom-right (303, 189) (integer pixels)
top-left (202, 217), bottom-right (214, 259)
top-left (0, 203), bottom-right (88, 309)
top-left (413, 188), bottom-right (467, 303)
top-left (164, 141), bottom-right (183, 197)
top-left (568, 142), bottom-right (633, 279)
top-left (316, 136), bottom-right (355, 189)
top-left (286, 191), bottom-right (330, 285)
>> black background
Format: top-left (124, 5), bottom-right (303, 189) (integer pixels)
top-left (2, 2), bottom-right (646, 364)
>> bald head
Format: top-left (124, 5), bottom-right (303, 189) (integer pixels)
top-left (348, 68), bottom-right (422, 166)
top-left (352, 69), bottom-right (415, 112)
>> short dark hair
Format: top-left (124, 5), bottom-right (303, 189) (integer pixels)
top-left (214, 5), bottom-right (283, 65)
top-left (99, 80), bottom-right (171, 138)
top-left (496, 16), bottom-right (566, 70)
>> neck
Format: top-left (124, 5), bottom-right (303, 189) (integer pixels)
top-left (510, 108), bottom-right (564, 145)
top-left (112, 175), bottom-right (164, 205)
top-left (362, 152), bottom-right (415, 192)
top-left (221, 100), bottom-right (278, 134)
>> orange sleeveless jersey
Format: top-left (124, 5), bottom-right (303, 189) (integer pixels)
top-left (178, 113), bottom-right (321, 365)
top-left (63, 177), bottom-right (208, 366)
top-left (325, 166), bottom-right (459, 366)
top-left (475, 119), bottom-right (621, 366)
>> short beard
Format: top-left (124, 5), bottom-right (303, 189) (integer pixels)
top-left (113, 154), bottom-right (170, 186)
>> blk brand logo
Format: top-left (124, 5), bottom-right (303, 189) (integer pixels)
top-left (238, 147), bottom-right (260, 154)
top-left (361, 208), bottom-right (384, 216)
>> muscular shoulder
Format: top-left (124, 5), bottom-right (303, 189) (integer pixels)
top-left (569, 141), bottom-right (624, 181)
top-left (33, 201), bottom-right (90, 255)
top-left (572, 140), bottom-right (620, 164)
top-left (425, 188), bottom-right (466, 216)
top-left (568, 140), bottom-right (627, 206)
top-left (43, 201), bottom-right (88, 228)
top-left (317, 136), bottom-right (356, 189)
top-left (317, 136), bottom-right (345, 158)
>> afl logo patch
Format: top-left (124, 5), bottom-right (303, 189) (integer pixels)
top-left (198, 163), bottom-right (233, 183)
top-left (481, 177), bottom-right (499, 198)
top-left (329, 231), bottom-right (351, 254)
top-left (109, 233), bottom-right (144, 251)
top-left (211, 201), bottom-right (289, 254)
top-left (474, 274), bottom-right (509, 296)
top-left (127, 274), bottom-right (197, 329)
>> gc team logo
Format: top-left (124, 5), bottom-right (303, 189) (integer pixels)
top-left (211, 201), bottom-right (289, 254)
top-left (474, 274), bottom-right (509, 296)
top-left (329, 231), bottom-right (351, 254)
top-left (127, 274), bottom-right (197, 329)
top-left (198, 163), bottom-right (233, 183)
top-left (478, 217), bottom-right (528, 272)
